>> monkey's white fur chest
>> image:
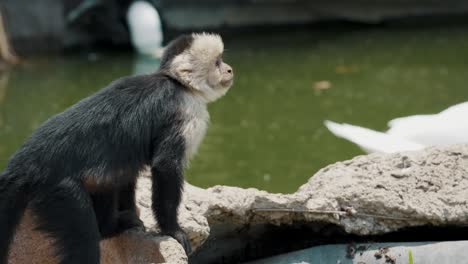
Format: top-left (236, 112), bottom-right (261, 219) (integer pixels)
top-left (180, 93), bottom-right (209, 162)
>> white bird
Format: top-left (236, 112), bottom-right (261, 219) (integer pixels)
top-left (126, 1), bottom-right (164, 57)
top-left (324, 101), bottom-right (468, 153)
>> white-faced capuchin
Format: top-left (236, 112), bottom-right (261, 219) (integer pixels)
top-left (0, 33), bottom-right (234, 263)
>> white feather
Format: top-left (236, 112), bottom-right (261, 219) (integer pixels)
top-left (324, 121), bottom-right (423, 153)
top-left (387, 102), bottom-right (468, 146)
top-left (324, 101), bottom-right (468, 153)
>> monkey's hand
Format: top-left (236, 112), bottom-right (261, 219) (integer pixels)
top-left (165, 229), bottom-right (192, 255)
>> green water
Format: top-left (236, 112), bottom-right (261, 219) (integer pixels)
top-left (1, 25), bottom-right (467, 193)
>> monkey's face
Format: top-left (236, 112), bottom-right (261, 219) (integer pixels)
top-left (207, 56), bottom-right (234, 91)
top-left (168, 33), bottom-right (234, 103)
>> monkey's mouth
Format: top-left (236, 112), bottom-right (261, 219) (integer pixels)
top-left (220, 78), bottom-right (234, 88)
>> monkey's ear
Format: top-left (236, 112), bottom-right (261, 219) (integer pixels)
top-left (177, 65), bottom-right (193, 75)
top-left (172, 61), bottom-right (195, 87)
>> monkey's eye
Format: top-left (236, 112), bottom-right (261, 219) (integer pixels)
top-left (215, 58), bottom-right (222, 67)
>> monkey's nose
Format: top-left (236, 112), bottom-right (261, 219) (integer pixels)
top-left (226, 66), bottom-right (233, 75)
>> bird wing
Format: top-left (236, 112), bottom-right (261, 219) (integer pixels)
top-left (387, 102), bottom-right (468, 146)
top-left (324, 120), bottom-right (424, 153)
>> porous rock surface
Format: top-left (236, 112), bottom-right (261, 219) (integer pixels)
top-left (137, 144), bottom-right (468, 250)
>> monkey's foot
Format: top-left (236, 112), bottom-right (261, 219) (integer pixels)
top-left (165, 229), bottom-right (192, 255)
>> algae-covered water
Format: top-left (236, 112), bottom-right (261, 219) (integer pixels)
top-left (1, 24), bottom-right (467, 193)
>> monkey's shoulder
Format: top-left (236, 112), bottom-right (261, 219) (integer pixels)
top-left (107, 73), bottom-right (184, 95)
top-left (62, 74), bottom-right (184, 119)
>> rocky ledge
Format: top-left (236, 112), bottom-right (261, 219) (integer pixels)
top-left (9, 144), bottom-right (468, 263)
top-left (137, 144), bottom-right (468, 263)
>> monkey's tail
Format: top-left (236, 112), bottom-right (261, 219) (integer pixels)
top-left (0, 171), bottom-right (29, 263)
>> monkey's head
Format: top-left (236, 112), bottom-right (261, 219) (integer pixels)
top-left (160, 33), bottom-right (234, 102)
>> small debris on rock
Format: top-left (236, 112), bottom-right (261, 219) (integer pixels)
top-left (346, 243), bottom-right (356, 258)
top-left (385, 253), bottom-right (396, 264)
top-left (396, 156), bottom-right (411, 169)
top-left (374, 247), bottom-right (389, 259)
top-left (390, 168), bottom-right (411, 178)
top-left (341, 206), bottom-right (357, 215)
top-left (357, 245), bottom-right (371, 256)
top-left (375, 184), bottom-right (388, 189)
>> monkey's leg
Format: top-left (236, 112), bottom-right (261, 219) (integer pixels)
top-left (30, 180), bottom-right (100, 264)
top-left (118, 181), bottom-right (137, 212)
top-left (92, 184), bottom-right (143, 238)
top-left (117, 181), bottom-right (144, 231)
top-left (92, 190), bottom-right (120, 238)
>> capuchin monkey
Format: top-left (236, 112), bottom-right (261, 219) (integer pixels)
top-left (0, 33), bottom-right (233, 263)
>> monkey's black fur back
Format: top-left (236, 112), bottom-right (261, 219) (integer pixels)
top-left (0, 72), bottom-right (190, 263)
top-left (6, 74), bottom-right (182, 186)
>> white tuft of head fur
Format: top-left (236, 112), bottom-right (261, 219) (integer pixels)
top-left (169, 33), bottom-right (230, 103)
top-left (189, 33), bottom-right (224, 64)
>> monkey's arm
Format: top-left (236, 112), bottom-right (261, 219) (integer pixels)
top-left (150, 132), bottom-right (192, 253)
